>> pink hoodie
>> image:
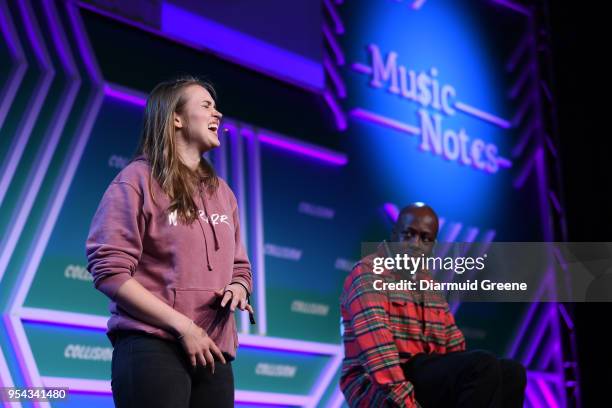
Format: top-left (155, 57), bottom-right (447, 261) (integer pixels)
top-left (86, 155), bottom-right (252, 358)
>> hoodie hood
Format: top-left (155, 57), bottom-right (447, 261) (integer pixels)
top-left (133, 154), bottom-right (221, 270)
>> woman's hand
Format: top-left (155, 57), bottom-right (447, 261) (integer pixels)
top-left (177, 319), bottom-right (226, 374)
top-left (214, 283), bottom-right (255, 313)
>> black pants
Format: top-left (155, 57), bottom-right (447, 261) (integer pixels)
top-left (111, 331), bottom-right (234, 408)
top-left (402, 350), bottom-right (526, 408)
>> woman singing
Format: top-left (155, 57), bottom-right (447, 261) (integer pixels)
top-left (86, 76), bottom-right (253, 407)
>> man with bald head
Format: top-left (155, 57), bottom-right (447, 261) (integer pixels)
top-left (340, 203), bottom-right (526, 407)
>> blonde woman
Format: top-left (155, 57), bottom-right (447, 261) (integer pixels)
top-left (86, 76), bottom-right (253, 407)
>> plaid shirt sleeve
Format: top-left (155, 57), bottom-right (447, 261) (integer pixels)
top-left (443, 304), bottom-right (466, 353)
top-left (344, 266), bottom-right (419, 407)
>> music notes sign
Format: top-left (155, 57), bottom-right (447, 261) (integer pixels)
top-left (334, 0), bottom-right (520, 176)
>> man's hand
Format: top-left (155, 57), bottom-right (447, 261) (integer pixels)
top-left (214, 283), bottom-right (255, 313)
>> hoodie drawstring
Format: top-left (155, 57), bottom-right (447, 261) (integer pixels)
top-left (201, 190), bottom-right (220, 251)
top-left (197, 218), bottom-right (213, 271)
top-left (197, 185), bottom-right (220, 271)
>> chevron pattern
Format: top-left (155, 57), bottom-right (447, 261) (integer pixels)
top-left (0, 3), bottom-right (347, 406)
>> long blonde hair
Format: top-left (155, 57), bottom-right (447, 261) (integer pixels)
top-left (135, 75), bottom-right (219, 225)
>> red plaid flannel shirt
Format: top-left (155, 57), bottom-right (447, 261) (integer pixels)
top-left (340, 250), bottom-right (466, 407)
